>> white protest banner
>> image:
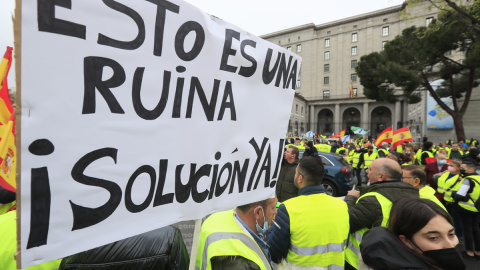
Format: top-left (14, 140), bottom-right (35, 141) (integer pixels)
top-left (17, 0), bottom-right (301, 267)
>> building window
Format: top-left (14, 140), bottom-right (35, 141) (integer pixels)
top-left (382, 26), bottom-right (389, 36)
top-left (301, 106), bottom-right (304, 114)
top-left (383, 18), bottom-right (388, 22)
top-left (296, 80), bottom-right (301, 88)
top-left (351, 60), bottom-right (357, 69)
top-left (323, 90), bottom-right (330, 99)
top-left (325, 38), bottom-right (330, 47)
top-left (325, 51), bottom-right (330, 60)
top-left (297, 44), bottom-right (302, 52)
top-left (351, 46), bottom-right (357, 55)
top-left (351, 74), bottom-right (357, 82)
top-left (444, 50), bottom-right (452, 56)
top-left (324, 77), bottom-right (329, 85)
top-left (287, 46), bottom-right (291, 51)
top-left (352, 33), bottom-right (358, 42)
top-left (426, 17), bottom-right (433, 27)
top-left (353, 88), bottom-right (358, 97)
top-left (382, 41), bottom-right (387, 50)
top-left (324, 64), bottom-right (330, 72)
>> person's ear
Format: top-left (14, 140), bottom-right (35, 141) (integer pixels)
top-left (253, 206), bottom-right (263, 220)
top-left (399, 235), bottom-right (413, 250)
top-left (413, 177), bottom-right (421, 187)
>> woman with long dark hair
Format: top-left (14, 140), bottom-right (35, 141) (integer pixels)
top-left (360, 198), bottom-right (465, 270)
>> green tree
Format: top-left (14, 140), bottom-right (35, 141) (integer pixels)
top-left (356, 10), bottom-right (480, 141)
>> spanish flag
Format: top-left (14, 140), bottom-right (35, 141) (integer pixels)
top-left (0, 46), bottom-right (15, 192)
top-left (375, 126), bottom-right (392, 146)
top-left (393, 126), bottom-right (413, 148)
top-left (332, 129), bottom-right (346, 139)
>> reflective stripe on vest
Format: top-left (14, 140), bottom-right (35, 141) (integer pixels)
top-left (363, 153), bottom-right (378, 168)
top-left (458, 176), bottom-right (480, 213)
top-left (283, 194), bottom-right (349, 268)
top-left (345, 192), bottom-right (392, 269)
top-left (291, 240), bottom-right (347, 255)
top-left (438, 173), bottom-right (462, 202)
top-left (352, 152), bottom-right (363, 169)
top-left (195, 210), bottom-right (271, 270)
top-left (196, 232), bottom-right (270, 270)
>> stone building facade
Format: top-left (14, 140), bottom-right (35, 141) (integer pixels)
top-left (262, 1), bottom-right (480, 143)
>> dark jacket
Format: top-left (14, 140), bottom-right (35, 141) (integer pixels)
top-left (345, 181), bottom-right (419, 233)
top-left (361, 227), bottom-right (436, 269)
top-left (267, 186), bottom-right (325, 263)
top-left (425, 162), bottom-right (448, 188)
top-left (275, 159), bottom-right (299, 202)
top-left (60, 226), bottom-right (189, 270)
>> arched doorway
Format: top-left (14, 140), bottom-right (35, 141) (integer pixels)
top-left (370, 106), bottom-right (392, 138)
top-left (317, 109), bottom-right (334, 135)
top-left (343, 107), bottom-right (361, 133)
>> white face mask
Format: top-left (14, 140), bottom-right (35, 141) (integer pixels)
top-left (255, 207), bottom-right (269, 235)
top-left (356, 148), bottom-right (360, 151)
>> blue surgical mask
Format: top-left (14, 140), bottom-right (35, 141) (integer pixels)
top-left (255, 207), bottom-right (269, 234)
top-left (438, 159), bottom-right (447, 165)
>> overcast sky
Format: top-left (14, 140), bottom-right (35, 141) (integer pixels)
top-left (1, 0), bottom-right (405, 87)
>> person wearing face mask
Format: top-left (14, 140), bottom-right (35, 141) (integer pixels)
top-left (360, 197), bottom-right (466, 270)
top-left (267, 157), bottom-right (349, 269)
top-left (436, 160), bottom-right (464, 241)
top-left (452, 161), bottom-right (480, 260)
top-left (196, 196), bottom-right (278, 270)
top-left (424, 153), bottom-right (448, 191)
top-left (402, 146), bottom-right (416, 165)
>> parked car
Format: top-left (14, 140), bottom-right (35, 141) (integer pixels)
top-left (299, 151), bottom-right (355, 197)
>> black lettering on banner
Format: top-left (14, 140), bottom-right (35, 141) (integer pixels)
top-left (191, 164), bottom-right (212, 203)
top-left (83, 57), bottom-right (126, 114)
top-left (228, 159), bottom-right (250, 194)
top-left (132, 68), bottom-right (171, 120)
top-left (174, 21), bottom-right (205, 61)
top-left (26, 139), bottom-right (55, 249)
top-left (125, 165), bottom-right (156, 213)
top-left (254, 145), bottom-right (271, 189)
top-left (97, 0), bottom-right (146, 50)
top-left (215, 162), bottom-right (232, 197)
top-left (153, 159), bottom-right (174, 206)
top-left (272, 139), bottom-right (285, 180)
top-left (186, 77), bottom-right (219, 121)
top-left (146, 0), bottom-right (180, 56)
top-left (28, 139), bottom-right (55, 156)
top-left (219, 29), bottom-right (240, 73)
top-left (174, 165), bottom-right (189, 203)
top-left (70, 148), bottom-right (122, 231)
top-left (247, 137), bottom-right (269, 191)
top-left (275, 54), bottom-right (293, 88)
top-left (208, 153), bottom-right (220, 200)
top-left (238, 39), bottom-right (257, 77)
top-left (217, 81), bottom-right (237, 121)
top-left (286, 60), bottom-right (298, 90)
top-left (262, 49), bottom-right (281, 84)
top-left (37, 0), bottom-right (86, 39)
top-left (27, 167), bottom-right (51, 249)
top-left (172, 75), bottom-right (185, 118)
